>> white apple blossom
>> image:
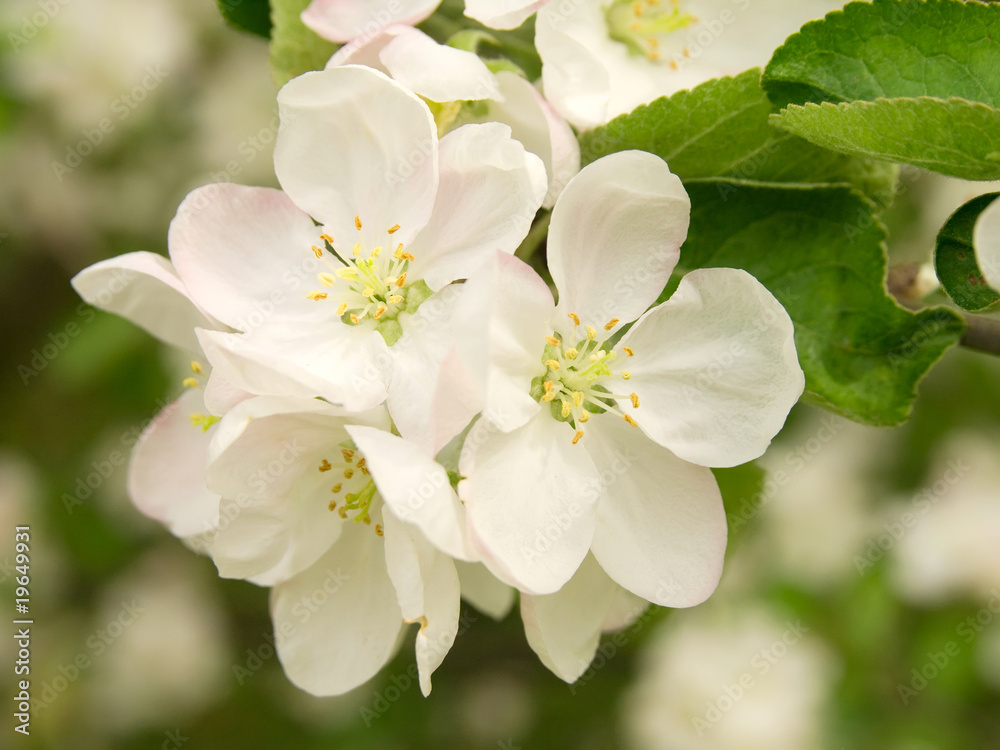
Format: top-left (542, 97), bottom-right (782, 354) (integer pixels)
top-left (973, 196), bottom-right (1000, 290)
top-left (205, 395), bottom-right (477, 695)
top-left (328, 24), bottom-right (579, 207)
top-left (465, 0), bottom-right (551, 30)
top-left (301, 0), bottom-right (442, 44)
top-left (536, 0), bottom-right (845, 128)
top-left (448, 150), bottom-right (804, 609)
top-left (167, 65), bottom-right (545, 454)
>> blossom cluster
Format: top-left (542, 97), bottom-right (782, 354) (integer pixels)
top-left (73, 0), bottom-right (810, 696)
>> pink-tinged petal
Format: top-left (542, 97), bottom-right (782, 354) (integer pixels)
top-left (197, 325), bottom-right (390, 413)
top-left (549, 151), bottom-right (688, 337)
top-left (465, 0), bottom-right (549, 29)
top-left (275, 66), bottom-right (438, 250)
top-left (325, 25), bottom-right (398, 70)
top-left (459, 410), bottom-right (599, 595)
top-left (620, 268), bottom-right (804, 467)
top-left (347, 424), bottom-right (473, 561)
top-left (382, 512), bottom-right (461, 695)
top-left (585, 415), bottom-right (726, 607)
top-left (451, 252), bottom-right (554, 433)
top-left (407, 123), bottom-right (547, 291)
top-left (71, 251), bottom-right (220, 353)
top-left (202, 369), bottom-right (253, 416)
top-left (168, 184), bottom-right (327, 331)
top-left (455, 561), bottom-right (516, 620)
top-left (387, 285), bottom-right (464, 455)
top-left (520, 554), bottom-right (619, 682)
top-left (302, 0), bottom-right (440, 43)
top-left (380, 26), bottom-right (501, 102)
top-left (271, 530), bottom-right (404, 696)
top-left (974, 197), bottom-right (1000, 290)
top-left (462, 71), bottom-right (581, 209)
top-left (127, 388), bottom-right (220, 539)
top-left (206, 396), bottom-right (390, 584)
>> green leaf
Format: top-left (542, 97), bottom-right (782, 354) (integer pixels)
top-left (773, 98), bottom-right (1000, 180)
top-left (579, 69), bottom-right (897, 204)
top-left (216, 0), bottom-right (272, 39)
top-left (270, 0), bottom-right (338, 87)
top-left (762, 0), bottom-right (1000, 179)
top-left (935, 192), bottom-right (1000, 312)
top-left (680, 181), bottom-right (964, 426)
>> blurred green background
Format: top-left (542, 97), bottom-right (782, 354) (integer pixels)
top-left (3, 2), bottom-right (1000, 748)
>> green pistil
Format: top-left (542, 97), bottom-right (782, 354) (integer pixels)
top-left (605, 0), bottom-right (697, 59)
top-left (343, 479), bottom-right (378, 526)
top-left (189, 413), bottom-right (220, 432)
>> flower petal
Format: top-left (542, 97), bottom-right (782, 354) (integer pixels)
top-left (275, 66), bottom-right (438, 249)
top-left (347, 424), bottom-right (473, 561)
top-left (585, 415), bottom-right (727, 607)
top-left (601, 587), bottom-right (649, 633)
top-left (974, 196), bottom-right (1000, 290)
top-left (459, 410), bottom-right (599, 595)
top-left (520, 554), bottom-right (619, 682)
top-left (465, 0), bottom-right (548, 29)
top-left (168, 184), bottom-right (327, 331)
top-left (382, 512), bottom-right (461, 695)
top-left (71, 251), bottom-right (219, 353)
top-left (451, 252), bottom-right (554, 433)
top-left (548, 151), bottom-right (688, 337)
top-left (407, 123), bottom-right (547, 291)
top-left (620, 268), bottom-right (804, 467)
top-left (271, 530), bottom-right (404, 696)
top-left (455, 561), bottom-right (516, 620)
top-left (127, 388), bottom-right (220, 539)
top-left (302, 0), bottom-right (440, 43)
top-left (380, 26), bottom-right (501, 102)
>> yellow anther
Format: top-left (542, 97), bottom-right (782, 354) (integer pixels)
top-left (371, 245), bottom-right (382, 258)
top-left (318, 459), bottom-right (332, 472)
top-left (375, 524), bottom-right (384, 537)
top-left (354, 215), bottom-right (362, 230)
top-left (630, 393), bottom-right (640, 408)
top-left (545, 359), bottom-right (561, 371)
top-left (182, 377), bottom-right (198, 388)
top-left (320, 233), bottom-right (335, 244)
top-left (400, 251), bottom-right (415, 262)
top-left (344, 468), bottom-right (354, 479)
top-left (362, 516), bottom-right (372, 526)
top-left (572, 392), bottom-right (584, 407)
top-left (604, 318), bottom-right (620, 330)
top-left (341, 448), bottom-right (355, 462)
top-left (578, 411), bottom-right (590, 423)
top-left (190, 361), bottom-right (204, 375)
top-left (388, 295), bottom-right (403, 305)
top-left (624, 414), bottom-right (638, 427)
top-left (362, 286), bottom-right (374, 298)
top-left (331, 483), bottom-right (342, 493)
top-left (356, 458), bottom-right (366, 470)
top-left (622, 346), bottom-right (635, 357)
top-left (568, 312), bottom-right (580, 326)
top-left (561, 400), bottom-right (572, 418)
top-left (545, 336), bottom-right (560, 347)
top-left (395, 273), bottom-right (407, 287)
top-left (541, 391), bottom-right (556, 403)
top-left (565, 348), bottom-right (578, 360)
top-left (387, 224), bottom-right (400, 234)
top-left (311, 245), bottom-right (324, 259)
top-left (622, 370), bottom-right (632, 380)
top-left (572, 430), bottom-right (584, 445)
top-left (336, 302), bottom-right (348, 316)
top-left (337, 506), bottom-right (348, 519)
top-left (669, 60), bottom-right (679, 70)
top-left (306, 291), bottom-right (328, 301)
top-left (586, 325), bottom-right (597, 340)
top-left (328, 500), bottom-right (337, 512)
top-left (318, 272), bottom-right (336, 287)
top-left (350, 313), bottom-right (360, 324)
top-left (352, 243), bottom-right (362, 257)
top-left (373, 304), bottom-right (387, 319)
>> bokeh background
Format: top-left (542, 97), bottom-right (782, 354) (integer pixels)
top-left (3, 2), bottom-right (1000, 748)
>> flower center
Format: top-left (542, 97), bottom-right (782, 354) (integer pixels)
top-left (305, 216), bottom-right (432, 346)
top-left (531, 312), bottom-right (641, 444)
top-left (318, 443), bottom-right (383, 537)
top-left (605, 0), bottom-right (698, 65)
